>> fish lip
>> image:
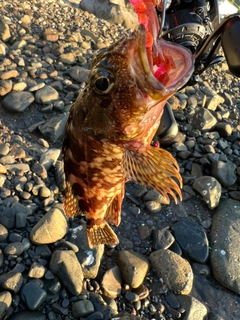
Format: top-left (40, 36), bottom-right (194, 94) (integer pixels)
top-left (136, 24), bottom-right (194, 99)
top-left (137, 25), bottom-right (165, 99)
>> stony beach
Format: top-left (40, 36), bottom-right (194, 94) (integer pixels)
top-left (0, 0), bottom-right (240, 319)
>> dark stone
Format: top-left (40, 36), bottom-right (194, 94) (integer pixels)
top-left (171, 219), bottom-right (209, 263)
top-left (21, 283), bottom-right (47, 310)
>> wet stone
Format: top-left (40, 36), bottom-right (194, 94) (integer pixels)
top-left (28, 262), bottom-right (46, 279)
top-left (171, 219), bottom-right (209, 263)
top-left (21, 282), bottom-right (47, 311)
top-left (0, 208), bottom-right (15, 229)
top-left (35, 86), bottom-right (59, 105)
top-left (152, 228), bottom-right (175, 250)
top-left (125, 290), bottom-right (139, 303)
top-left (7, 311), bottom-right (47, 320)
top-left (71, 299), bottom-right (95, 318)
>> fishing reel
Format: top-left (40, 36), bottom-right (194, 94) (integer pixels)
top-left (156, 0), bottom-right (240, 79)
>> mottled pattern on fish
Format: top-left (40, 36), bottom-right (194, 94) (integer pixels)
top-left (62, 11), bottom-right (194, 247)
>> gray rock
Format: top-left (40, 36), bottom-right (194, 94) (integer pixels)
top-left (0, 207), bottom-right (15, 229)
top-left (4, 242), bottom-right (24, 256)
top-left (149, 249), bottom-right (193, 294)
top-left (68, 66), bottom-right (90, 83)
top-left (49, 250), bottom-right (84, 296)
top-left (72, 299), bottom-right (95, 318)
top-left (80, 0), bottom-right (138, 29)
top-left (2, 91), bottom-right (34, 112)
top-left (67, 221), bottom-right (104, 279)
top-left (0, 291), bottom-right (12, 320)
top-left (101, 266), bottom-right (122, 299)
top-left (35, 86), bottom-right (59, 105)
top-left (211, 160), bottom-right (237, 187)
top-left (191, 108), bottom-right (217, 131)
top-left (21, 283), bottom-right (47, 311)
top-left (0, 20), bottom-right (11, 41)
top-left (210, 199), bottom-right (240, 294)
top-left (38, 113), bottom-right (69, 143)
top-left (192, 176), bottom-right (221, 209)
top-left (152, 228), bottom-right (175, 250)
top-left (39, 149), bottom-right (61, 171)
top-left (30, 208), bottom-right (68, 244)
top-left (171, 219), bottom-right (209, 263)
top-left (176, 295), bottom-right (208, 320)
top-left (117, 250), bottom-right (149, 288)
top-left (7, 311), bottom-right (46, 320)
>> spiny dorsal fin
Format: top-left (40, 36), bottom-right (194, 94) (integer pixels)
top-left (122, 144), bottom-right (182, 204)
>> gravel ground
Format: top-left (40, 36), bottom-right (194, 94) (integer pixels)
top-left (0, 0), bottom-right (240, 319)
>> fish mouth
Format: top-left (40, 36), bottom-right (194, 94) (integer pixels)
top-left (137, 24), bottom-right (194, 100)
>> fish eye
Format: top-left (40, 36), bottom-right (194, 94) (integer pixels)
top-left (93, 70), bottom-right (114, 94)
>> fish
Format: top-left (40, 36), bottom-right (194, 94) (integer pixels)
top-left (62, 0), bottom-right (194, 248)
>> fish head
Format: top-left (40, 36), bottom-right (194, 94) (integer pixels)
top-left (74, 24), bottom-right (194, 141)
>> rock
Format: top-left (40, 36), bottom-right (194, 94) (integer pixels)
top-left (0, 20), bottom-right (11, 41)
top-left (0, 291), bottom-right (12, 320)
top-left (38, 113), bottom-right (69, 143)
top-left (39, 148), bottom-right (61, 171)
top-left (30, 208), bottom-right (68, 244)
top-left (4, 242), bottom-right (24, 256)
top-left (171, 219), bottom-right (209, 263)
top-left (7, 311), bottom-right (46, 320)
top-left (2, 91), bottom-right (34, 112)
top-left (176, 295), bottom-right (208, 320)
top-left (149, 249), bottom-right (193, 294)
top-left (0, 224), bottom-right (8, 242)
top-left (71, 299), bottom-right (95, 318)
top-left (0, 208), bottom-right (15, 229)
top-left (214, 122), bottom-right (233, 137)
top-left (0, 80), bottom-right (12, 96)
top-left (205, 94), bottom-right (225, 110)
top-left (211, 160), bottom-right (237, 187)
top-left (190, 108), bottom-right (217, 131)
top-left (49, 250), bottom-right (84, 296)
top-left (35, 86), bottom-right (59, 104)
top-left (0, 272), bottom-right (23, 293)
top-left (210, 199), bottom-right (240, 294)
top-left (21, 283), bottom-right (47, 311)
top-left (67, 221), bottom-right (104, 278)
top-left (101, 266), bottom-right (122, 299)
top-left (0, 70), bottom-right (19, 80)
top-left (31, 162), bottom-right (48, 180)
top-left (117, 250), bottom-right (150, 288)
top-left (192, 176), bottom-right (221, 209)
top-left (28, 262), bottom-right (46, 279)
top-left (68, 66), bottom-right (90, 83)
top-left (152, 227), bottom-right (175, 250)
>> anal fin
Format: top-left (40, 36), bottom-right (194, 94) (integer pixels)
top-left (87, 219), bottom-right (119, 248)
top-left (122, 144), bottom-right (182, 204)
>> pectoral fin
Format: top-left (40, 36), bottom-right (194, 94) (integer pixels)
top-left (122, 144), bottom-right (182, 204)
top-left (63, 181), bottom-right (80, 217)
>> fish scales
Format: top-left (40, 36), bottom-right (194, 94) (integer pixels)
top-left (62, 3), bottom-right (194, 247)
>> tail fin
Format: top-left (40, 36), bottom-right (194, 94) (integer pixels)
top-left (87, 219), bottom-right (119, 248)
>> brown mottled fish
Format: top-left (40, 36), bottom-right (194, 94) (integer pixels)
top-left (62, 3), bottom-right (194, 248)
